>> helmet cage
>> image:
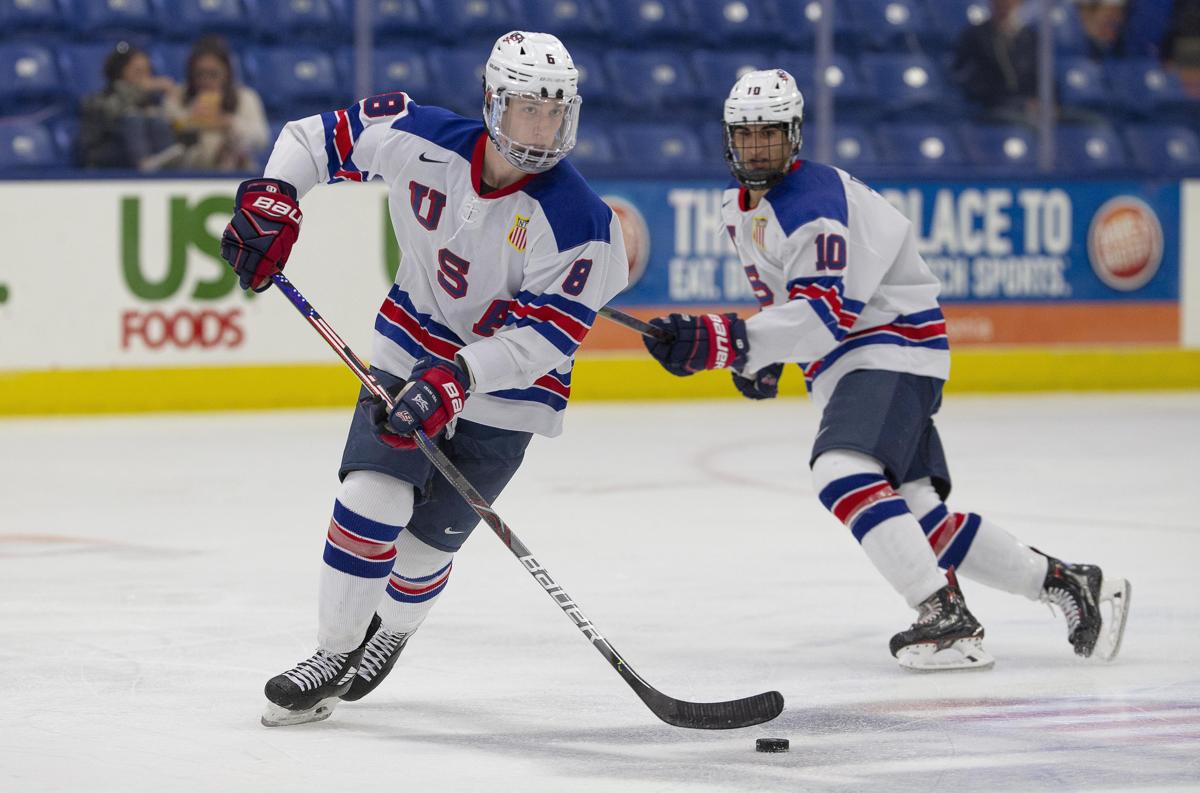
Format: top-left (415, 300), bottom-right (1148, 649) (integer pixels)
top-left (723, 118), bottom-right (803, 190)
top-left (484, 88), bottom-right (581, 174)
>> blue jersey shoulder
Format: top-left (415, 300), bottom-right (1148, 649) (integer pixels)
top-left (390, 103), bottom-right (482, 162)
top-left (767, 161), bottom-right (849, 236)
top-left (522, 160), bottom-right (612, 253)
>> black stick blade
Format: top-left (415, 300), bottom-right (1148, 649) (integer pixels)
top-left (639, 687), bottom-right (785, 730)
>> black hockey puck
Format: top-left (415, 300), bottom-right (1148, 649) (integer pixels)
top-left (755, 737), bottom-right (789, 753)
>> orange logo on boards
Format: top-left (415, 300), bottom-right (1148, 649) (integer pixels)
top-left (1087, 196), bottom-right (1163, 292)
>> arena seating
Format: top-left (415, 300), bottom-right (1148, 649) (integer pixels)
top-left (0, 0), bottom-right (1193, 178)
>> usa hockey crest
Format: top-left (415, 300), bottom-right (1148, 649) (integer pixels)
top-left (507, 214), bottom-right (530, 253)
top-left (752, 216), bottom-right (768, 249)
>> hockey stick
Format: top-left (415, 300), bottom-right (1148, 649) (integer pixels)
top-left (268, 272), bottom-right (784, 730)
top-left (598, 306), bottom-right (672, 341)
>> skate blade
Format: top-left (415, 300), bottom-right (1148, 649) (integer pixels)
top-left (261, 696), bottom-right (340, 727)
top-left (896, 637), bottom-right (995, 672)
top-left (1092, 577), bottom-right (1132, 662)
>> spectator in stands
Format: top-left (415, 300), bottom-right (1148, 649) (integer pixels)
top-left (1072, 0), bottom-right (1134, 59)
top-left (78, 42), bottom-right (182, 170)
top-left (165, 37), bottom-right (269, 171)
top-left (1162, 0), bottom-right (1200, 96)
top-left (951, 0), bottom-right (1040, 123)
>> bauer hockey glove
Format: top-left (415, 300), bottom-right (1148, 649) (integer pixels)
top-left (220, 177), bottom-right (302, 292)
top-left (643, 313), bottom-right (749, 376)
top-left (365, 357), bottom-right (471, 450)
top-left (732, 362), bottom-right (783, 400)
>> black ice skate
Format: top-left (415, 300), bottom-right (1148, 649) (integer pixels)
top-left (340, 621), bottom-right (411, 702)
top-left (261, 614), bottom-right (381, 727)
top-left (889, 568), bottom-right (994, 671)
top-left (1037, 552), bottom-right (1131, 661)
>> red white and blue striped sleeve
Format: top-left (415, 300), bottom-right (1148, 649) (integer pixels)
top-left (264, 92), bottom-right (412, 197)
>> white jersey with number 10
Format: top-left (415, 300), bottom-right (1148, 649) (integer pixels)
top-left (723, 161), bottom-right (950, 408)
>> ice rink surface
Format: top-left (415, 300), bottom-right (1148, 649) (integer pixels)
top-left (2, 392), bottom-right (1198, 792)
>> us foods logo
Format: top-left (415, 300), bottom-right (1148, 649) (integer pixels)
top-left (1087, 197), bottom-right (1164, 292)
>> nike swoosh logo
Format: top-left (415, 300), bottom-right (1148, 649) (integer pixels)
top-left (444, 527), bottom-right (465, 535)
top-left (419, 152), bottom-right (448, 164)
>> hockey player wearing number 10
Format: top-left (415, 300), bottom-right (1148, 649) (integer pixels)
top-left (219, 31), bottom-right (627, 726)
top-left (641, 69), bottom-right (1131, 671)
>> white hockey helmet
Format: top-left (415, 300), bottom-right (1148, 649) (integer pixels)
top-left (723, 69), bottom-right (805, 189)
top-left (483, 31), bottom-right (581, 174)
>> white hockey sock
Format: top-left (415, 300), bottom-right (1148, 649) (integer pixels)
top-left (376, 531), bottom-right (455, 635)
top-left (813, 450), bottom-right (947, 608)
top-left (318, 470), bottom-right (415, 653)
top-left (900, 478), bottom-right (1048, 601)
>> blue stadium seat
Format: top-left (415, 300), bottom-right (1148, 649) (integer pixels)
top-left (876, 122), bottom-right (966, 173)
top-left (59, 42), bottom-right (118, 101)
top-left (1108, 59), bottom-right (1195, 120)
top-left (845, 0), bottom-right (937, 52)
top-left (604, 50), bottom-right (698, 111)
top-left (691, 0), bottom-right (779, 46)
top-left (523, 0), bottom-right (606, 40)
top-left (244, 48), bottom-right (344, 118)
top-left (0, 0), bottom-right (68, 35)
top-left (775, 0), bottom-right (863, 51)
top-left (1122, 124), bottom-right (1200, 174)
top-left (1050, 0), bottom-right (1088, 56)
top-left (699, 119), bottom-right (726, 160)
top-left (959, 123), bottom-right (1038, 170)
top-left (252, 0), bottom-right (349, 42)
top-left (861, 53), bottom-right (952, 118)
top-left (431, 0), bottom-right (514, 43)
top-left (813, 124), bottom-right (881, 169)
top-left (359, 48), bottom-right (433, 99)
top-left (0, 43), bottom-right (64, 112)
top-left (611, 122), bottom-right (704, 174)
top-left (691, 51), bottom-right (773, 103)
top-left (69, 0), bottom-right (160, 35)
top-left (432, 46), bottom-right (488, 116)
top-left (0, 121), bottom-right (61, 170)
top-left (774, 54), bottom-right (875, 115)
top-left (928, 0), bottom-right (991, 48)
top-left (49, 114), bottom-right (78, 165)
top-left (154, 0), bottom-right (247, 40)
top-left (568, 47), bottom-right (615, 108)
top-left (569, 125), bottom-right (617, 173)
top-left (1054, 124), bottom-right (1129, 173)
top-left (604, 0), bottom-right (696, 42)
top-left (372, 0), bottom-right (435, 41)
top-left (1056, 57), bottom-right (1109, 114)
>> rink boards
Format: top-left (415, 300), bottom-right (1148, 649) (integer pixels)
top-left (1, 177), bottom-right (1198, 415)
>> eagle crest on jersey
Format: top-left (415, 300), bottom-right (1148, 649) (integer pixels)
top-left (507, 215), bottom-right (530, 252)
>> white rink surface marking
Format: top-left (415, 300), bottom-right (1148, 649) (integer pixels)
top-left (1, 393), bottom-right (1198, 792)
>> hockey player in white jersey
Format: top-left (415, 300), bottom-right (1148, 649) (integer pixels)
top-left (219, 32), bottom-right (627, 725)
top-left (640, 69), bottom-right (1130, 671)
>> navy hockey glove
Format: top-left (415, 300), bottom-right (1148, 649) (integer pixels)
top-left (732, 362), bottom-right (783, 400)
top-left (363, 357), bottom-right (470, 450)
top-left (220, 178), bottom-right (302, 292)
top-left (642, 313), bottom-right (749, 376)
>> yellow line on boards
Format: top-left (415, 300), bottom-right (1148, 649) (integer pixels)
top-left (1, 348), bottom-right (1198, 416)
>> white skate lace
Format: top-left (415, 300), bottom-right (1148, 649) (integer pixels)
top-left (359, 631), bottom-right (407, 680)
top-left (283, 649), bottom-right (349, 691)
top-left (1043, 587), bottom-right (1082, 632)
